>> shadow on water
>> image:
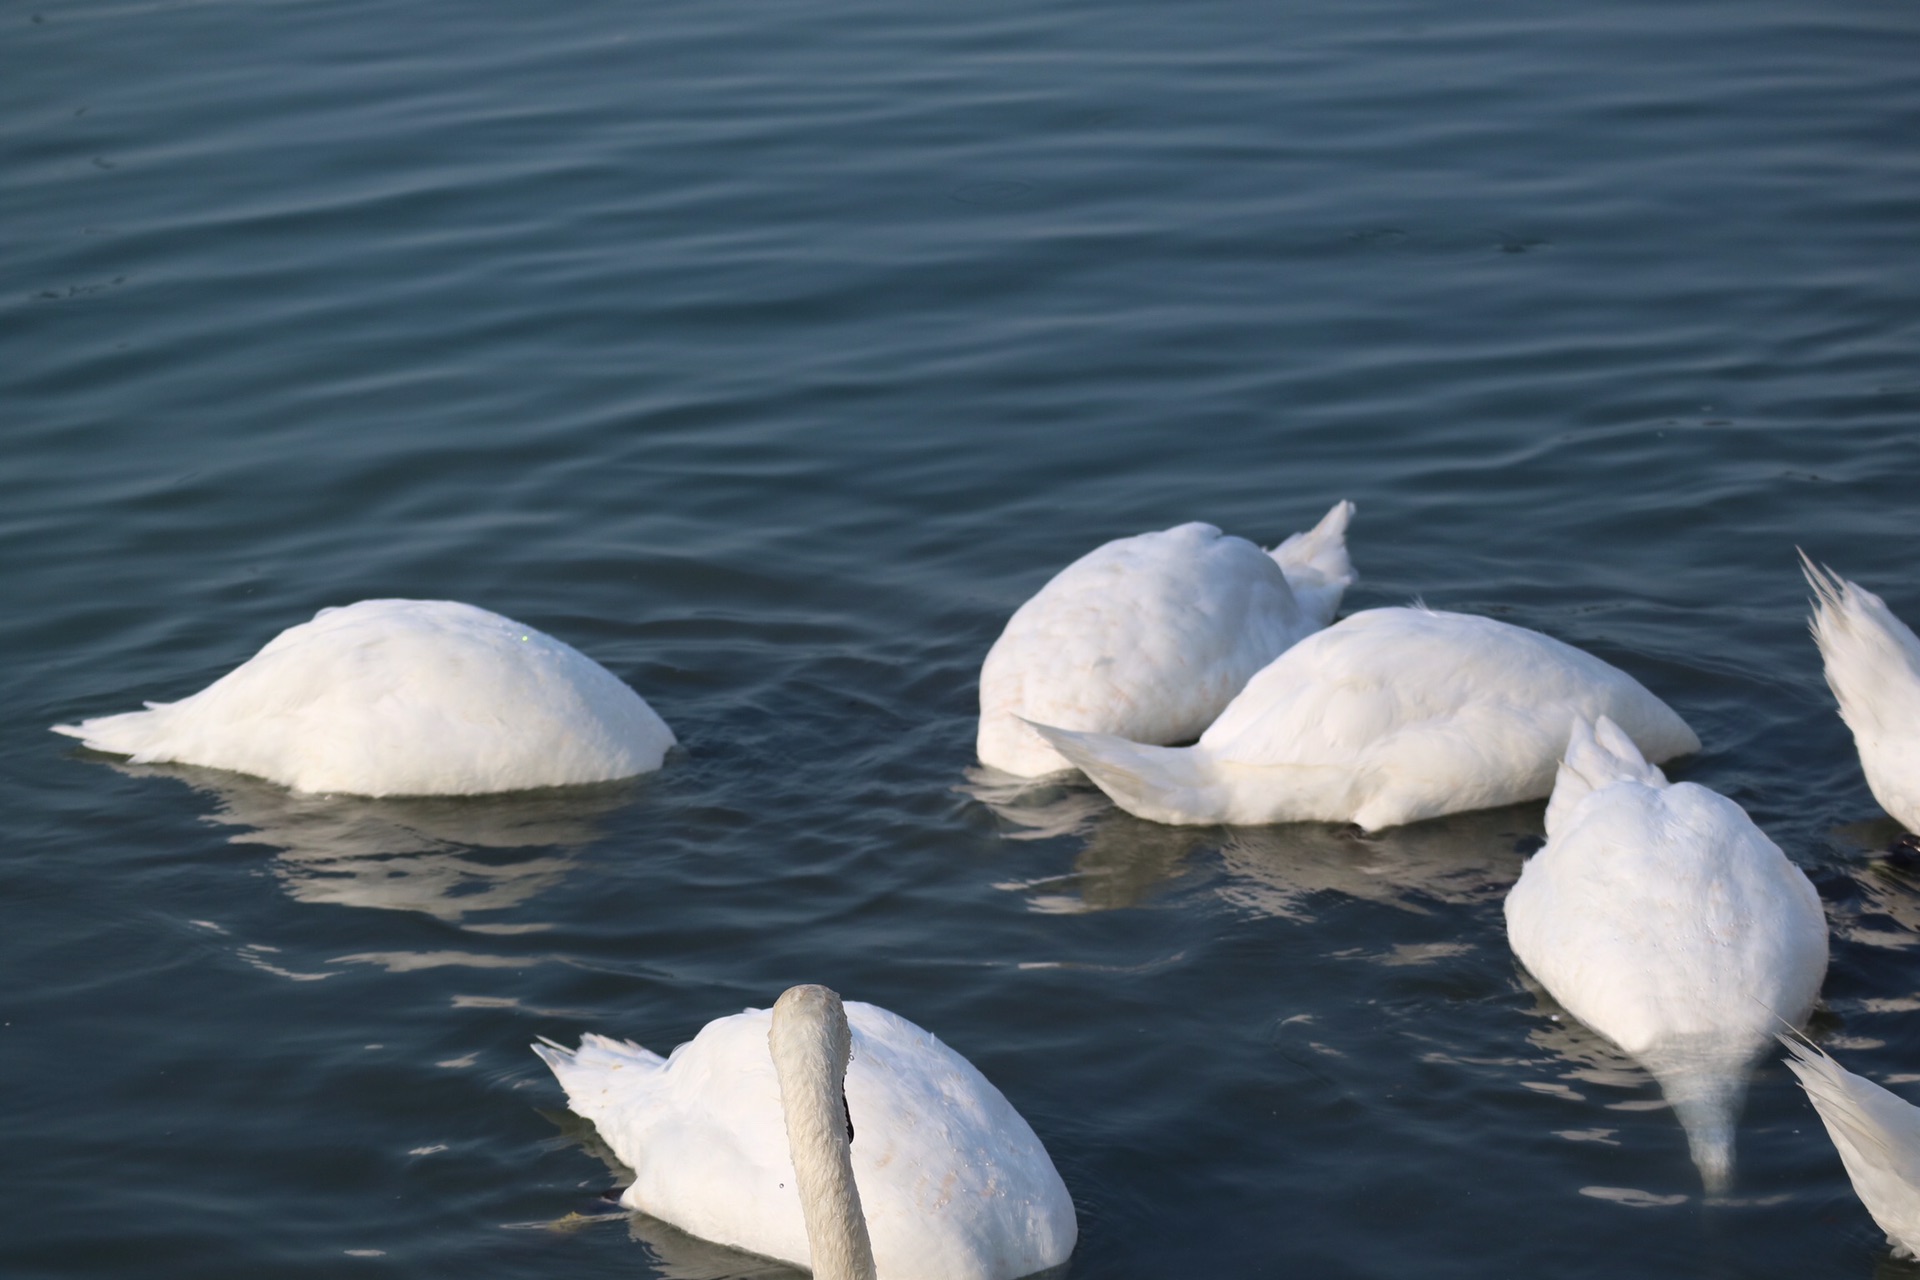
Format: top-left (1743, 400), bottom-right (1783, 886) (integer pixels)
top-left (1873, 1252), bottom-right (1920, 1280)
top-left (95, 756), bottom-right (641, 921)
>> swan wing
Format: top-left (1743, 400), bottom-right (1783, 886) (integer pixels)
top-left (538, 1011), bottom-right (816, 1268)
top-left (841, 1004), bottom-right (1078, 1280)
top-left (1198, 609), bottom-right (1697, 829)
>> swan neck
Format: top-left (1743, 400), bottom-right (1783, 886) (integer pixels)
top-left (769, 986), bottom-right (877, 1280)
top-left (1644, 1042), bottom-right (1755, 1195)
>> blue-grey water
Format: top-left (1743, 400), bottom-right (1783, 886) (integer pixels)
top-left (6, 0), bottom-right (1920, 1275)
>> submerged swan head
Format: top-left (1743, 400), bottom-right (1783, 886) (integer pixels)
top-left (769, 985), bottom-right (878, 1280)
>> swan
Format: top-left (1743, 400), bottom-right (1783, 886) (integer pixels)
top-left (1030, 606), bottom-right (1699, 831)
top-left (1780, 1035), bottom-right (1920, 1257)
top-left (976, 501), bottom-right (1355, 778)
top-left (1802, 555), bottom-right (1920, 832)
top-left (51, 599), bottom-right (674, 796)
top-left (1505, 717), bottom-right (1828, 1190)
top-left (534, 985), bottom-right (1077, 1280)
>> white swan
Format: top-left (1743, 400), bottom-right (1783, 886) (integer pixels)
top-left (976, 501), bottom-right (1355, 777)
top-left (1031, 606), bottom-right (1699, 831)
top-left (51, 599), bottom-right (674, 796)
top-left (1780, 1035), bottom-right (1920, 1257)
top-left (1802, 555), bottom-right (1920, 832)
top-left (1506, 717), bottom-right (1828, 1190)
top-left (534, 985), bottom-right (1077, 1280)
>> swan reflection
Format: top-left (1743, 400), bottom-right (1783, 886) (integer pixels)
top-left (1007, 813), bottom-right (1210, 914)
top-left (1826, 819), bottom-right (1920, 949)
top-left (1216, 804), bottom-right (1533, 921)
top-left (974, 764), bottom-right (1535, 918)
top-left (960, 766), bottom-right (1111, 842)
top-left (107, 760), bottom-right (634, 920)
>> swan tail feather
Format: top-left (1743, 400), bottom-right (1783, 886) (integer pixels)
top-left (533, 1033), bottom-right (662, 1099)
top-left (1269, 500), bottom-right (1356, 625)
top-left (1801, 551), bottom-right (1920, 743)
top-left (1780, 1035), bottom-right (1920, 1187)
top-left (50, 706), bottom-right (180, 762)
top-left (530, 1036), bottom-right (577, 1073)
top-left (1544, 715), bottom-right (1669, 837)
top-left (1025, 721), bottom-right (1225, 825)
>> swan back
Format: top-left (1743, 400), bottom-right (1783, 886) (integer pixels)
top-left (535, 1000), bottom-right (1076, 1280)
top-left (1802, 555), bottom-right (1920, 829)
top-left (1506, 717), bottom-right (1828, 1187)
top-left (977, 504), bottom-right (1353, 777)
top-left (1781, 1036), bottom-right (1920, 1256)
top-left (1035, 608), bottom-right (1698, 830)
top-left (52, 600), bottom-right (674, 796)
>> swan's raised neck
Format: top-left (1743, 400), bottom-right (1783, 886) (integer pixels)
top-left (769, 985), bottom-right (876, 1280)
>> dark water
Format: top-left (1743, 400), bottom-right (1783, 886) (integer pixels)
top-left (6, 0), bottom-right (1920, 1275)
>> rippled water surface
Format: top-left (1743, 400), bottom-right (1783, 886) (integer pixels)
top-left (7, 0), bottom-right (1920, 1275)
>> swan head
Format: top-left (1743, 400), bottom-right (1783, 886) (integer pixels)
top-left (769, 985), bottom-right (877, 1280)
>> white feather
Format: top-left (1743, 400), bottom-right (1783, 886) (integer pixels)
top-left (1781, 1035), bottom-right (1920, 1258)
top-left (1802, 554), bottom-right (1920, 831)
top-left (535, 997), bottom-right (1076, 1280)
top-left (52, 599), bottom-right (674, 796)
top-left (976, 502), bottom-right (1355, 777)
top-left (1506, 717), bottom-right (1828, 1189)
top-left (1032, 607), bottom-right (1698, 832)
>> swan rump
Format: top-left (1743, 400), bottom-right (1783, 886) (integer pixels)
top-left (976, 501), bottom-right (1355, 778)
top-left (1031, 607), bottom-right (1699, 831)
top-left (52, 599), bottom-right (674, 796)
top-left (534, 993), bottom-right (1077, 1280)
top-left (1802, 553), bottom-right (1920, 831)
top-left (1506, 717), bottom-right (1828, 1189)
top-left (1781, 1035), bottom-right (1920, 1258)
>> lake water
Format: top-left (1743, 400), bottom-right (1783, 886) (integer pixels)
top-left (7, 0), bottom-right (1920, 1275)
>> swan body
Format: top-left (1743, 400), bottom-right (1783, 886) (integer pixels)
top-left (534, 990), bottom-right (1076, 1280)
top-left (1781, 1036), bottom-right (1920, 1258)
top-left (1506, 717), bottom-right (1828, 1189)
top-left (52, 599), bottom-right (674, 796)
top-left (1032, 606), bottom-right (1699, 831)
top-left (1803, 556), bottom-right (1920, 830)
top-left (977, 501), bottom-right (1355, 777)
